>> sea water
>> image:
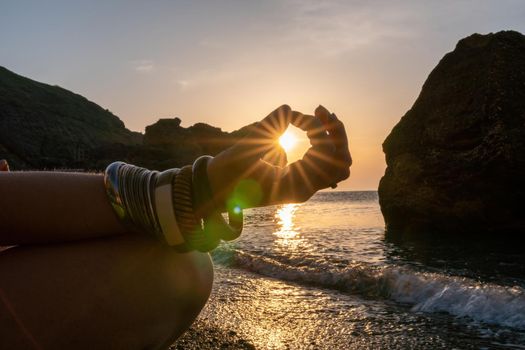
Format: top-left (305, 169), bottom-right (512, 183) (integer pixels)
top-left (201, 192), bottom-right (525, 349)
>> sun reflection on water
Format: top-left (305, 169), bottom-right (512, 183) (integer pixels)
top-left (273, 204), bottom-right (305, 251)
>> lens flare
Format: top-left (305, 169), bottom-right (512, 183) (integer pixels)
top-left (278, 129), bottom-right (297, 152)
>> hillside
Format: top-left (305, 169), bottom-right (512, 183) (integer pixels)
top-left (0, 66), bottom-right (142, 169)
top-left (0, 66), bottom-right (285, 170)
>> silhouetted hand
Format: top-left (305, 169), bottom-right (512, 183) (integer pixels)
top-left (207, 105), bottom-right (352, 210)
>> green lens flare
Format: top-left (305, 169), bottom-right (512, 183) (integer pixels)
top-left (227, 179), bottom-right (263, 211)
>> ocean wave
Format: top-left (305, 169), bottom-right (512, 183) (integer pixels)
top-left (213, 246), bottom-right (525, 330)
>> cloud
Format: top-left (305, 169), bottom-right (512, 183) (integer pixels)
top-left (177, 79), bottom-right (189, 90)
top-left (175, 67), bottom-right (259, 91)
top-left (132, 60), bottom-right (155, 73)
top-left (199, 38), bottom-right (223, 49)
top-left (281, 0), bottom-right (422, 56)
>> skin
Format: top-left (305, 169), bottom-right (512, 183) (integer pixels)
top-left (0, 105), bottom-right (351, 349)
top-left (0, 105), bottom-right (351, 245)
top-left (207, 104), bottom-right (352, 209)
top-left (0, 236), bottom-right (213, 350)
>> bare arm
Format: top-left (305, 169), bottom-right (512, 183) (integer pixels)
top-left (0, 105), bottom-right (351, 247)
top-left (0, 172), bottom-right (128, 245)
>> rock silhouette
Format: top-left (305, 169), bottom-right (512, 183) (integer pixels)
top-left (379, 31), bottom-right (525, 238)
top-left (0, 66), bottom-right (286, 171)
top-left (0, 66), bottom-right (141, 169)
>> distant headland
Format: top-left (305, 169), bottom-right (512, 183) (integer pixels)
top-left (0, 66), bottom-right (283, 171)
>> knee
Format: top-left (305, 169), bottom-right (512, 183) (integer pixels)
top-left (91, 235), bottom-right (215, 348)
top-left (163, 249), bottom-right (214, 312)
top-left (0, 235), bottom-right (215, 350)
top-left (152, 248), bottom-right (214, 346)
top-left (117, 239), bottom-right (215, 349)
top-left (114, 234), bottom-right (214, 311)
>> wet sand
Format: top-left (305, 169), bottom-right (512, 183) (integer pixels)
top-left (171, 320), bottom-right (256, 349)
top-left (170, 266), bottom-right (517, 350)
top-left (169, 194), bottom-right (525, 349)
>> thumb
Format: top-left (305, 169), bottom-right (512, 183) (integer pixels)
top-left (231, 104), bottom-right (293, 163)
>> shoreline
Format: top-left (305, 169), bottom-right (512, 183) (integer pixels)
top-left (170, 264), bottom-right (525, 349)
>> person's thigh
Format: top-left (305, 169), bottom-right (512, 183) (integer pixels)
top-left (0, 234), bottom-right (213, 350)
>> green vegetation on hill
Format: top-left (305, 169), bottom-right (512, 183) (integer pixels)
top-left (0, 66), bottom-right (285, 171)
top-left (0, 66), bottom-right (142, 169)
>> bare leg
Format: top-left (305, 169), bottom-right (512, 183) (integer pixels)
top-left (0, 172), bottom-right (127, 244)
top-left (0, 234), bottom-right (213, 350)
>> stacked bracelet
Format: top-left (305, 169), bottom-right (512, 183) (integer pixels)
top-left (192, 156), bottom-right (243, 242)
top-left (104, 161), bottom-right (162, 237)
top-left (104, 162), bottom-right (185, 246)
top-left (171, 165), bottom-right (217, 252)
top-left (154, 168), bottom-right (185, 246)
top-left (104, 158), bottom-right (244, 252)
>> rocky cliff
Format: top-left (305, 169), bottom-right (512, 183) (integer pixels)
top-left (136, 118), bottom-right (286, 170)
top-left (0, 66), bottom-right (285, 171)
top-left (0, 66), bottom-right (142, 169)
top-left (378, 31), bottom-right (525, 238)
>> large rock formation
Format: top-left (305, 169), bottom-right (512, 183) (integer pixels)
top-left (0, 66), bottom-right (142, 169)
top-left (379, 31), bottom-right (525, 238)
top-left (0, 66), bottom-right (286, 171)
top-left (138, 118), bottom-right (286, 170)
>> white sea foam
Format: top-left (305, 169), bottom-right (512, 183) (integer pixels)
top-left (386, 269), bottom-right (525, 329)
top-left (214, 246), bottom-right (525, 330)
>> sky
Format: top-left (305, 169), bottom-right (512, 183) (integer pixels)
top-left (1, 0), bottom-right (525, 190)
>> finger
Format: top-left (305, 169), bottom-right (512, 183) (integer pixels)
top-left (233, 159), bottom-right (285, 207)
top-left (256, 149), bottom-right (337, 205)
top-left (315, 106), bottom-right (349, 152)
top-left (269, 111), bottom-right (339, 200)
top-left (272, 146), bottom-right (339, 203)
top-left (262, 145), bottom-right (287, 167)
top-left (246, 104), bottom-right (292, 141)
top-left (232, 104), bottom-right (293, 162)
top-left (275, 159), bottom-right (322, 203)
top-left (301, 147), bottom-right (338, 185)
top-left (328, 113), bottom-right (352, 167)
top-left (259, 104), bottom-right (292, 136)
top-left (315, 106), bottom-right (352, 177)
top-left (291, 112), bottom-right (333, 150)
top-left (315, 105), bottom-right (338, 144)
top-left (294, 111), bottom-right (340, 186)
top-left (291, 137), bottom-right (351, 195)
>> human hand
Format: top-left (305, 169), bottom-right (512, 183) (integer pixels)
top-left (206, 105), bottom-right (351, 211)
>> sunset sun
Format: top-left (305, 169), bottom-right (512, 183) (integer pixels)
top-left (279, 129), bottom-right (297, 152)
